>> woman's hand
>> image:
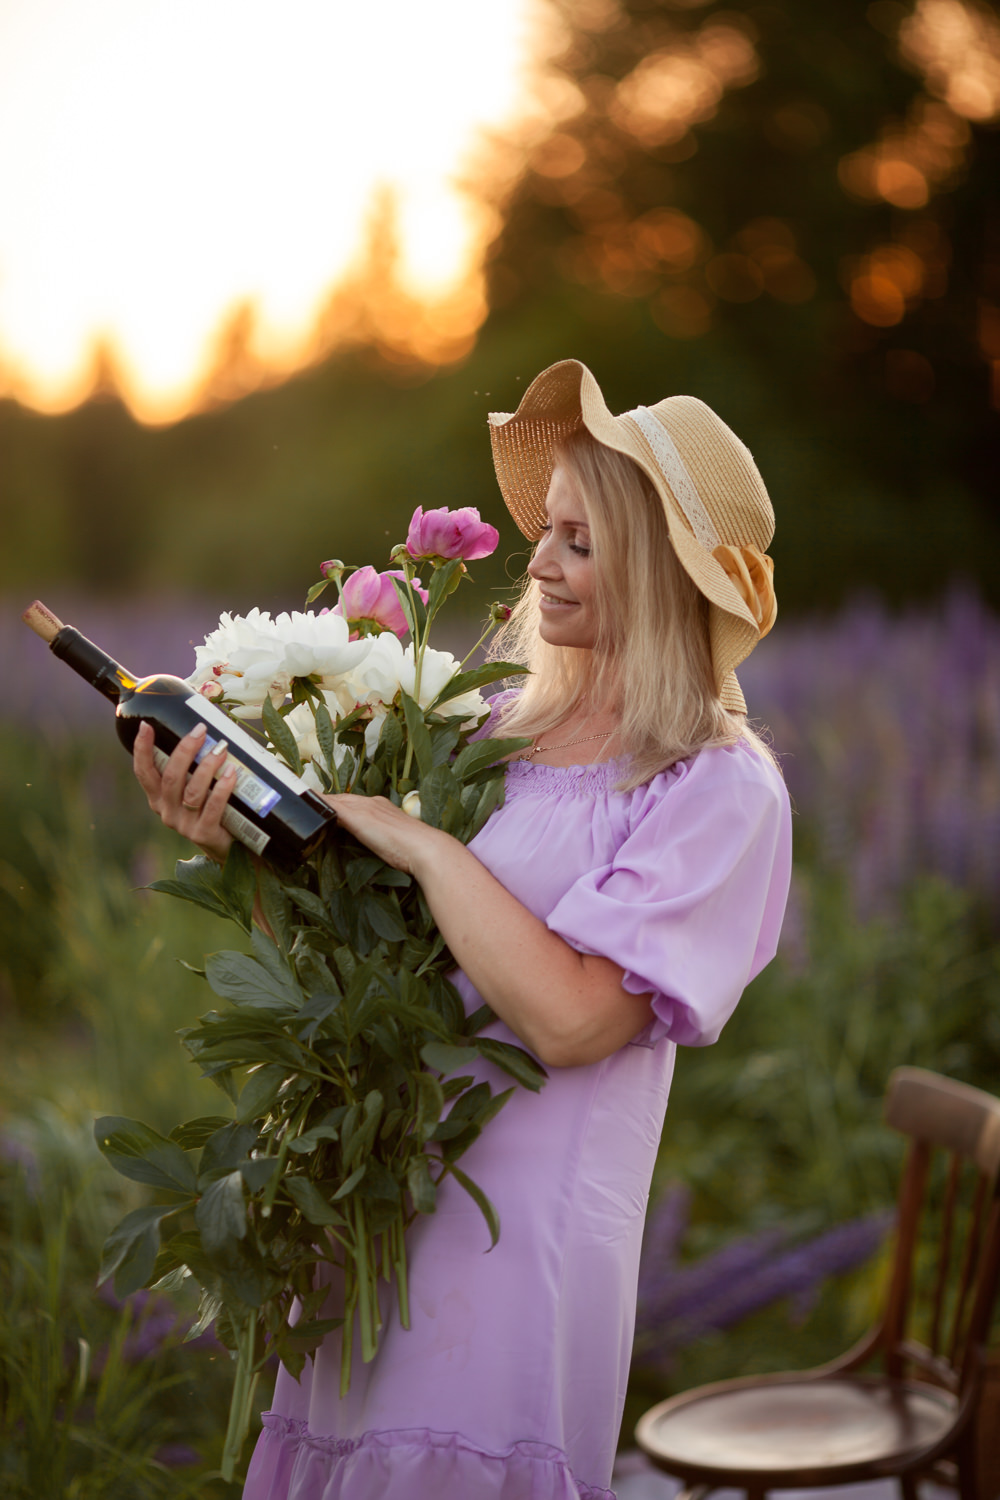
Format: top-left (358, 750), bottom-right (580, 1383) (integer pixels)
top-left (322, 793), bottom-right (449, 877)
top-left (132, 719), bottom-right (238, 863)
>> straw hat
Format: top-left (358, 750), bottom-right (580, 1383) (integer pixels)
top-left (488, 358), bottom-right (777, 713)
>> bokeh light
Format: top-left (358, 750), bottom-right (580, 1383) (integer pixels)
top-left (0, 0), bottom-right (535, 423)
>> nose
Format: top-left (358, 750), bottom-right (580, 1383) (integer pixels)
top-left (528, 532), bottom-right (558, 581)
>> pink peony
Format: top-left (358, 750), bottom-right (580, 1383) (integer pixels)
top-left (332, 566), bottom-right (428, 639)
top-left (405, 505), bottom-right (499, 562)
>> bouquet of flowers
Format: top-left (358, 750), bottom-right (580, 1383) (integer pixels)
top-left (93, 506), bottom-right (543, 1479)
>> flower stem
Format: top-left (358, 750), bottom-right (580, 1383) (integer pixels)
top-left (221, 1311), bottom-right (260, 1483)
top-left (458, 621), bottom-right (496, 670)
top-left (393, 1208), bottom-right (410, 1330)
top-left (340, 1270), bottom-right (357, 1398)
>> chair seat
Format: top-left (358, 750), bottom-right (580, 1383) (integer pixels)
top-left (635, 1373), bottom-right (958, 1488)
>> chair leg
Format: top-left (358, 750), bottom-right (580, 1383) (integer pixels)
top-left (899, 1477), bottom-right (920, 1500)
top-left (954, 1421), bottom-right (981, 1500)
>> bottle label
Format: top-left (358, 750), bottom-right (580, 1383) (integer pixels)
top-left (183, 694), bottom-right (312, 808)
top-left (152, 747), bottom-right (272, 856)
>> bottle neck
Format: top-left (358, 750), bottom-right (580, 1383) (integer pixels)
top-left (50, 627), bottom-right (138, 704)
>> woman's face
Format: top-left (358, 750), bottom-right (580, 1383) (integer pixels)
top-left (527, 465), bottom-right (598, 650)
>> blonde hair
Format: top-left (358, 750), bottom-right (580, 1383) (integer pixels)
top-left (490, 428), bottom-right (775, 789)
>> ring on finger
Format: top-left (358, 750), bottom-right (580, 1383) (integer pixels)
top-left (182, 790), bottom-right (204, 811)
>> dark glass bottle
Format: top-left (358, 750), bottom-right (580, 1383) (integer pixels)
top-left (23, 601), bottom-right (336, 864)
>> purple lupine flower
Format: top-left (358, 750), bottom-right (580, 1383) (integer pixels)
top-left (634, 1211), bottom-right (892, 1368)
top-left (155, 1444), bottom-right (201, 1467)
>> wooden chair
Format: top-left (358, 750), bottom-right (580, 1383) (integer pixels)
top-left (635, 1067), bottom-right (1000, 1500)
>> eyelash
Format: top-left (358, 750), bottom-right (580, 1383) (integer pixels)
top-left (539, 524), bottom-right (591, 557)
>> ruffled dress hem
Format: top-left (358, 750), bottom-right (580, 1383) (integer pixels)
top-left (244, 1412), bottom-right (616, 1500)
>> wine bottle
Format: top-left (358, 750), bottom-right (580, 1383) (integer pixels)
top-left (23, 601), bottom-right (337, 864)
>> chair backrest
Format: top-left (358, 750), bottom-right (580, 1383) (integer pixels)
top-left (881, 1067), bottom-right (1000, 1393)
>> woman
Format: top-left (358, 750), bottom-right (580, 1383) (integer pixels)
top-left (134, 359), bottom-right (792, 1500)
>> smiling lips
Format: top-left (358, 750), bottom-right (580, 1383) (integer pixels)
top-left (540, 592), bottom-right (577, 608)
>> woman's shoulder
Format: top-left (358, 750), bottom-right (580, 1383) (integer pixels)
top-left (631, 737), bottom-right (788, 823)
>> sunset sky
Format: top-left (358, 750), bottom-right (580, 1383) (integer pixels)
top-left (0, 0), bottom-right (539, 423)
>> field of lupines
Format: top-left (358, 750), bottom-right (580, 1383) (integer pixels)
top-left (2, 589), bottom-right (999, 1493)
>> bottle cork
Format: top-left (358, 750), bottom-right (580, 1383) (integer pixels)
top-left (22, 600), bottom-right (65, 644)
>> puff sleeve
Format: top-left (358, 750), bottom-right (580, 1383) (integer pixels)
top-left (543, 744), bottom-right (792, 1047)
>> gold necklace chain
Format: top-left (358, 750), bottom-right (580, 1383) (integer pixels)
top-left (521, 729), bottom-right (615, 761)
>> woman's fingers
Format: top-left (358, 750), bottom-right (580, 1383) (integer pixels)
top-left (181, 735), bottom-right (231, 813)
top-left (323, 793), bottom-right (444, 874)
top-left (189, 762), bottom-right (238, 861)
top-left (131, 720), bottom-right (236, 859)
top-left (158, 722), bottom-right (209, 817)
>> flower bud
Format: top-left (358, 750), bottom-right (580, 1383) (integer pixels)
top-left (401, 790), bottom-right (422, 820)
top-left (320, 559), bottom-right (345, 580)
top-left (489, 602), bottom-right (513, 624)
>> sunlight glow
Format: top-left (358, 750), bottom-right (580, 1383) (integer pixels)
top-left (0, 0), bottom-right (534, 422)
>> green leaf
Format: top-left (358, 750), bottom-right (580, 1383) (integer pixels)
top-left (331, 1161), bottom-right (367, 1200)
top-left (464, 1003), bottom-right (495, 1036)
top-left (416, 763), bottom-right (461, 830)
top-left (421, 1041), bottom-right (474, 1075)
top-left (448, 1164), bottom-right (501, 1248)
top-left (413, 1070), bottom-right (444, 1141)
top-left (262, 694), bottom-right (303, 776)
top-left (184, 1287), bottom-right (224, 1342)
top-left (251, 926), bottom-right (293, 987)
top-left (424, 557), bottom-right (465, 622)
top-left (313, 699), bottom-right (338, 775)
top-left (95, 1116), bottom-right (198, 1195)
top-left (149, 855), bottom-right (240, 928)
top-left (428, 661), bottom-right (529, 710)
top-left (362, 1157), bottom-right (401, 1203)
top-left (285, 1177), bottom-right (345, 1225)
top-left (346, 856), bottom-right (385, 893)
top-left (430, 723), bottom-right (463, 767)
top-left (406, 1155), bottom-right (437, 1214)
top-left (221, 841), bottom-right (257, 931)
top-left (257, 864), bottom-right (292, 952)
top-left (400, 690), bottom-right (434, 780)
top-left (293, 944), bottom-right (342, 1000)
top-left (363, 762), bottom-right (386, 796)
top-left (292, 989), bottom-right (341, 1042)
top-left (99, 1205), bottom-right (178, 1295)
top-left (208, 1235), bottom-right (279, 1308)
top-left (475, 1037), bottom-right (548, 1092)
top-left (195, 1170), bottom-right (247, 1252)
top-left (361, 891), bottom-right (408, 943)
top-left (236, 1064), bottom-right (287, 1124)
top-left (205, 950), bottom-right (300, 1012)
top-left (305, 578), bottom-right (330, 606)
top-left (467, 774), bottom-right (507, 840)
top-left (284, 1316), bottom-right (343, 1346)
top-left (284, 885), bottom-right (341, 933)
top-left (199, 1123), bottom-right (258, 1179)
top-left (240, 1157), bottom-right (280, 1192)
top-left (375, 711), bottom-right (404, 762)
top-left (453, 737), bottom-right (533, 781)
top-left (169, 1116), bottom-right (233, 1150)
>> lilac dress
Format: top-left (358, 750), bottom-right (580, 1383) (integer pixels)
top-left (244, 738), bottom-right (792, 1500)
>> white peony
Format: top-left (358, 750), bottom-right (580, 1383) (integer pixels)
top-left (188, 609), bottom-right (373, 717)
top-left (333, 635), bottom-right (486, 720)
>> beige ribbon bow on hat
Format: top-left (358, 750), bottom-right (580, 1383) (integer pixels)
top-left (712, 544), bottom-right (777, 637)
